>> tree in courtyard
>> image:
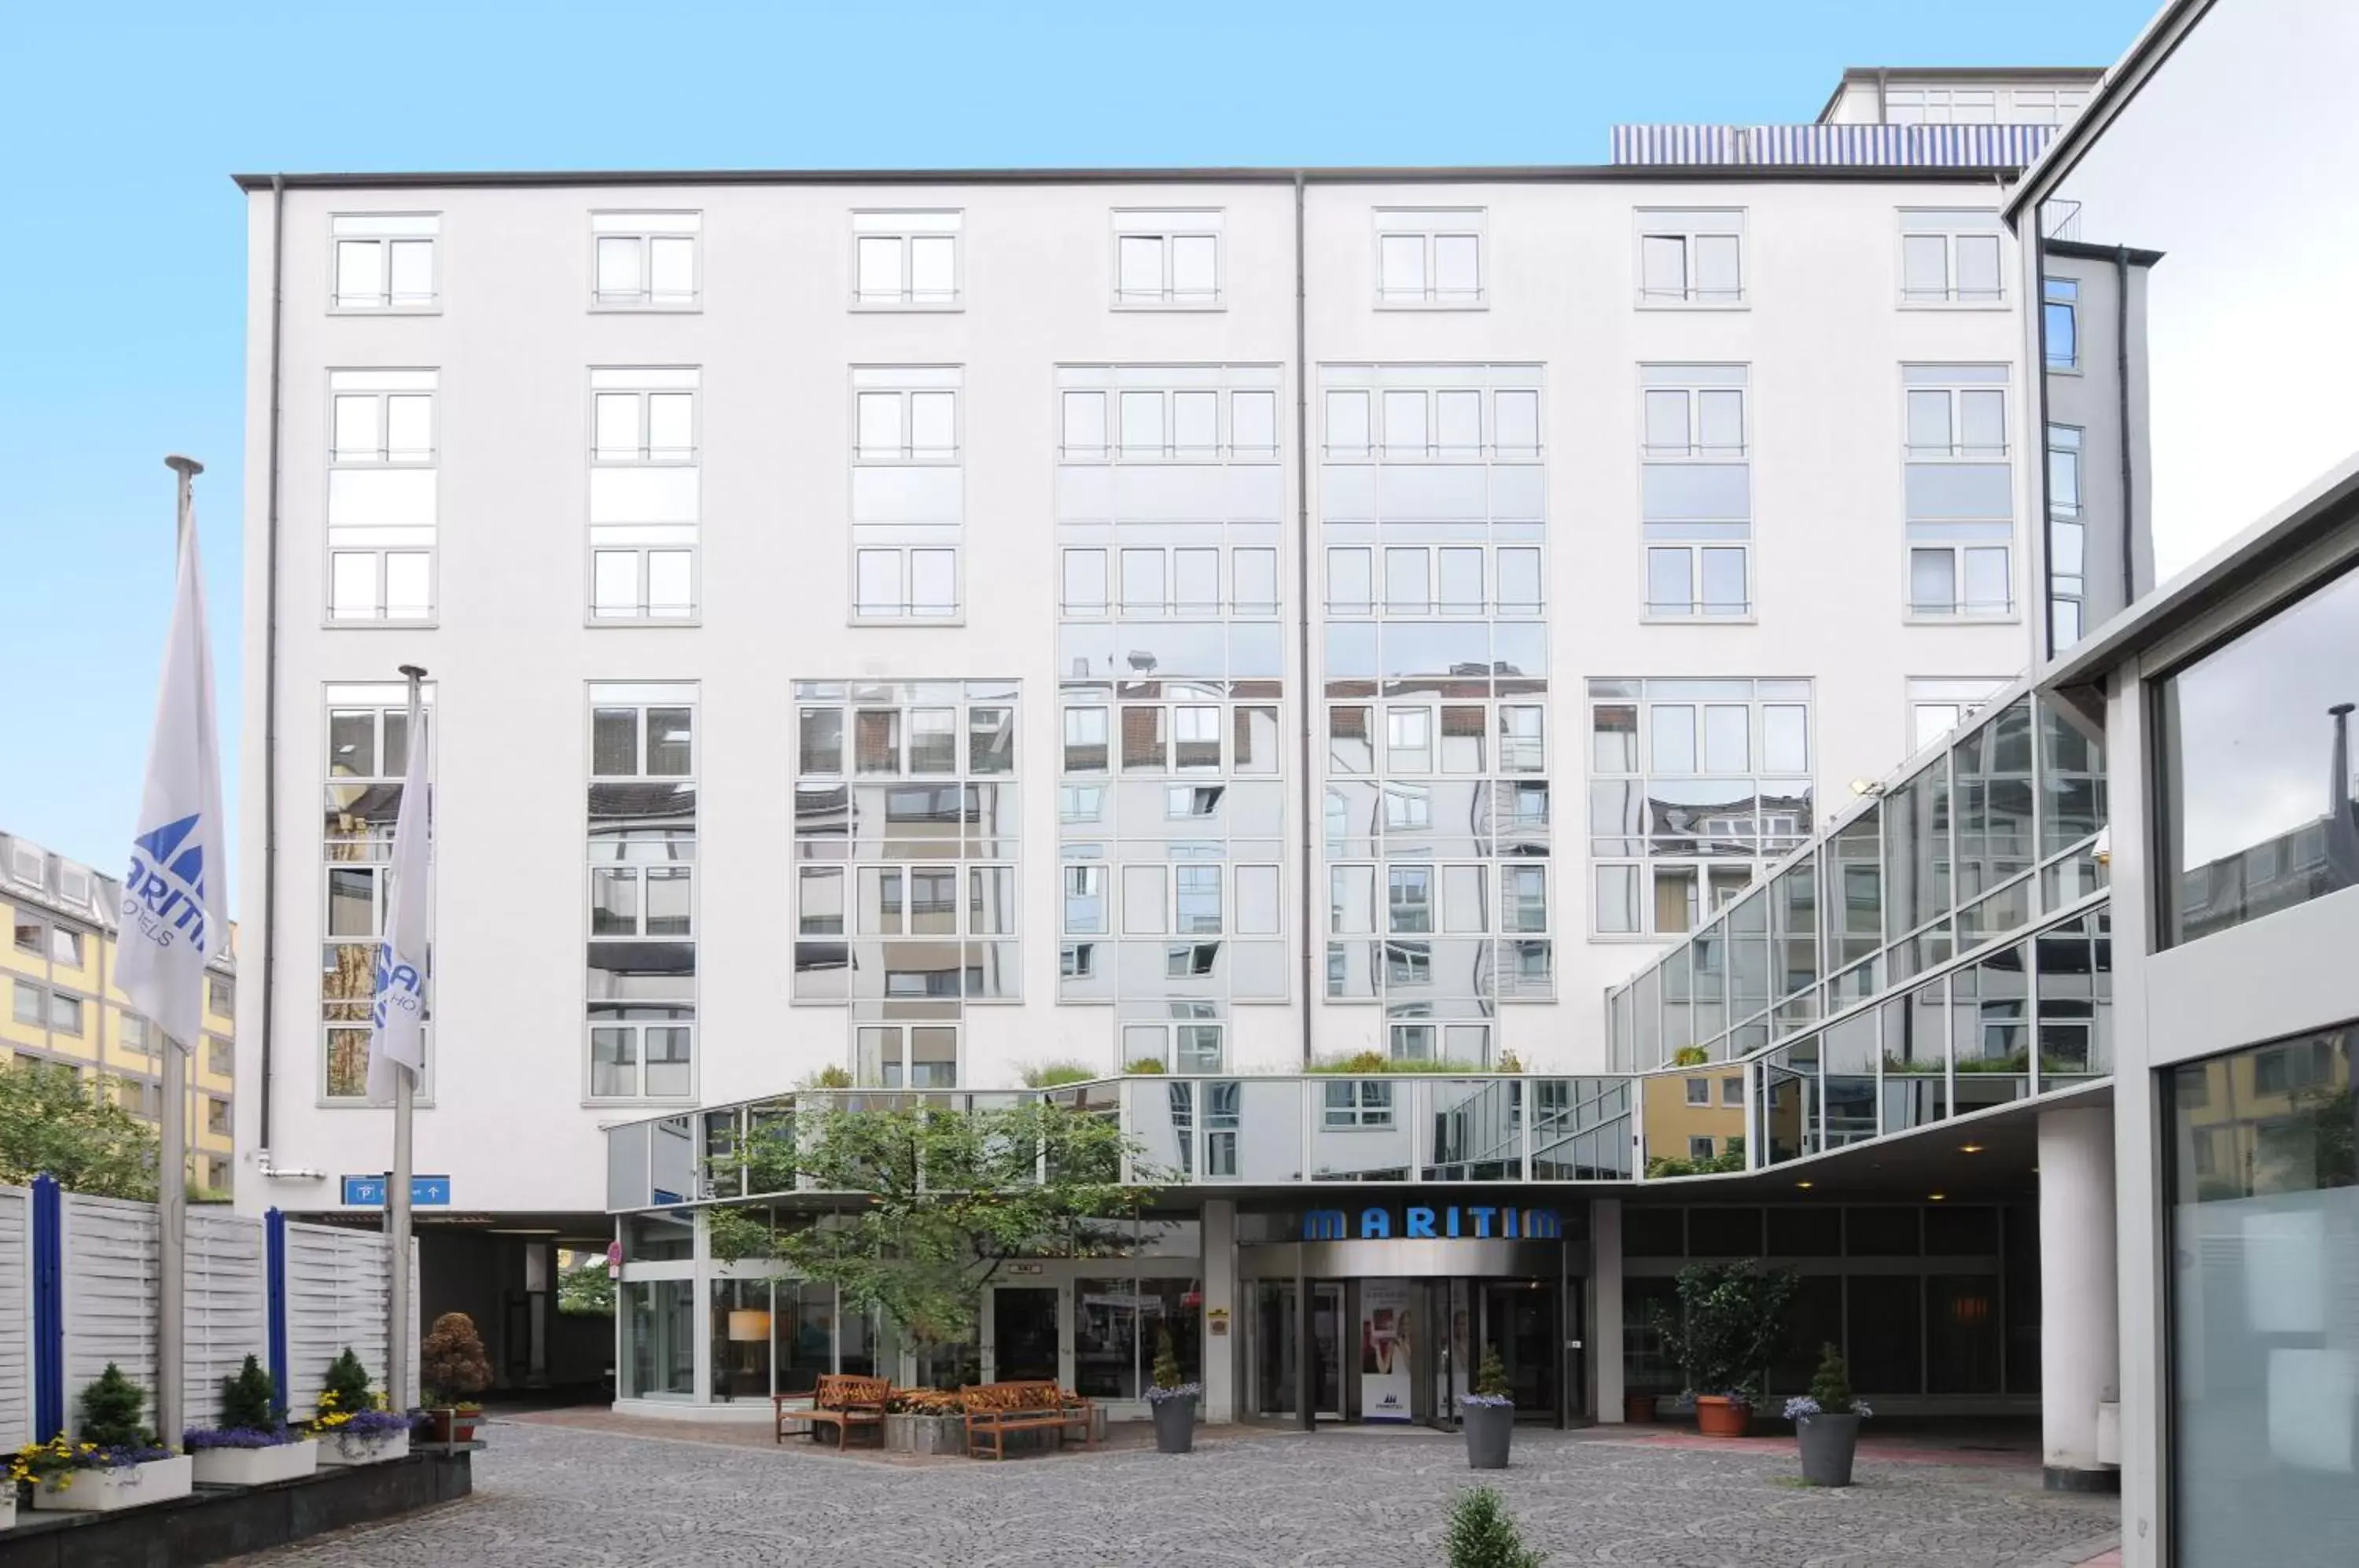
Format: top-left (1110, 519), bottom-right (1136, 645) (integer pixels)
top-left (1444, 1485), bottom-right (1545, 1568)
top-left (705, 1099), bottom-right (1163, 1352)
top-left (0, 1060), bottom-right (157, 1198)
top-left (557, 1254), bottom-right (616, 1316)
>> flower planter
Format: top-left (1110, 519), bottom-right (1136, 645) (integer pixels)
top-left (1624, 1390), bottom-right (1659, 1424)
top-left (1462, 1403), bottom-right (1513, 1470)
top-left (1695, 1396), bottom-right (1752, 1438)
top-left (1150, 1395), bottom-right (1195, 1454)
top-left (1796, 1412), bottom-right (1860, 1486)
top-left (425, 1409), bottom-right (482, 1445)
top-left (316, 1428), bottom-right (410, 1467)
top-left (31, 1454), bottom-right (195, 1513)
top-left (190, 1438), bottom-right (319, 1487)
top-left (884, 1413), bottom-right (966, 1456)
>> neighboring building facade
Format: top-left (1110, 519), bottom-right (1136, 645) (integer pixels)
top-left (230, 70), bottom-right (2101, 1394)
top-left (0, 830), bottom-right (238, 1191)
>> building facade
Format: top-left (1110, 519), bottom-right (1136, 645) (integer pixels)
top-left (0, 830), bottom-right (238, 1191)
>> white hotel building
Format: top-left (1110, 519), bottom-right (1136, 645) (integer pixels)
top-left (232, 68), bottom-right (2103, 1404)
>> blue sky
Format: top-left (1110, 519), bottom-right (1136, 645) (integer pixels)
top-left (0, 0), bottom-right (2157, 917)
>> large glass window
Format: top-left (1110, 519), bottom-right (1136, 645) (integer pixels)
top-left (2159, 562), bottom-right (2359, 947)
top-left (2167, 1027), bottom-right (2357, 1563)
top-left (621, 1279), bottom-right (696, 1398)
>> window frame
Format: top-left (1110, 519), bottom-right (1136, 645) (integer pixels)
top-left (1371, 208), bottom-right (1487, 311)
top-left (589, 211), bottom-right (702, 313)
top-left (324, 367), bottom-right (440, 628)
top-left (326, 213), bottom-right (440, 315)
top-left (1110, 210), bottom-right (1224, 311)
top-left (2043, 275), bottom-right (2081, 373)
top-left (1895, 209), bottom-right (2007, 309)
top-left (850, 211), bottom-right (963, 312)
top-left (1633, 208), bottom-right (1747, 309)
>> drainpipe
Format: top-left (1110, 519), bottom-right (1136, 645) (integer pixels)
top-left (2113, 245), bottom-right (2135, 610)
top-left (1293, 172), bottom-right (1314, 1069)
top-left (259, 175), bottom-right (286, 1155)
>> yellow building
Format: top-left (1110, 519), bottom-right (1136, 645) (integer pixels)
top-left (0, 830), bottom-right (237, 1194)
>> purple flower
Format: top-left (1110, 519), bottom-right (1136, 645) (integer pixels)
top-left (183, 1425), bottom-right (300, 1451)
top-left (1459, 1393), bottom-right (1514, 1408)
top-left (1144, 1383), bottom-right (1202, 1404)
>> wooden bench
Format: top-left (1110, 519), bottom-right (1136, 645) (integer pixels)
top-left (773, 1374), bottom-right (891, 1448)
top-left (959, 1380), bottom-right (1095, 1460)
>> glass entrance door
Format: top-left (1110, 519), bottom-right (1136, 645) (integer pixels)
top-left (991, 1286), bottom-right (1060, 1382)
top-left (1477, 1282), bottom-right (1559, 1420)
top-left (1254, 1282), bottom-right (1345, 1419)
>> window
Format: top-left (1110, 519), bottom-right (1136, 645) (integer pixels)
top-left (852, 367), bottom-right (963, 621)
top-left (207, 1036), bottom-right (232, 1076)
top-left (587, 684), bottom-right (697, 1101)
top-left (1687, 1136), bottom-right (1717, 1161)
top-left (11, 981), bottom-right (39, 1026)
top-left (2043, 276), bottom-right (2080, 371)
top-left (1374, 209), bottom-right (1484, 307)
top-left (321, 682), bottom-right (434, 1102)
top-left (1123, 1021), bottom-right (1225, 1073)
top-left (591, 212), bottom-right (700, 310)
top-left (2004, 86), bottom-right (2090, 125)
top-left (855, 1023), bottom-right (959, 1088)
top-left (1322, 1078), bottom-right (1395, 1128)
top-left (46, 926), bottom-right (83, 966)
top-left (204, 1097), bottom-right (230, 1136)
top-left (852, 211), bottom-right (960, 308)
top-left (2047, 425), bottom-right (2086, 651)
top-left (1588, 678), bottom-right (1813, 937)
top-left (1898, 210), bottom-right (2004, 306)
top-left (590, 366), bottom-right (701, 621)
top-left (1641, 365), bottom-right (1751, 617)
top-left (1113, 211), bottom-right (1220, 307)
top-left (1884, 87), bottom-right (1997, 124)
top-left (1904, 365), bottom-right (2014, 619)
top-left (121, 1014), bottom-right (153, 1056)
top-left (1908, 678), bottom-right (2009, 753)
top-left (11, 919), bottom-right (39, 955)
top-left (1636, 209), bottom-right (1744, 306)
top-left (330, 213), bottom-right (438, 311)
top-left (326, 368), bottom-right (437, 623)
top-left (1722, 1074), bottom-right (1745, 1106)
top-left (2158, 561), bottom-right (2359, 947)
top-left (47, 993), bottom-right (82, 1036)
top-left (1684, 1077), bottom-right (1710, 1106)
top-left (208, 973), bottom-right (234, 1019)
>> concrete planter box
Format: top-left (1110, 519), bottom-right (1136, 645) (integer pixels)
top-left (1796, 1412), bottom-right (1860, 1487)
top-left (316, 1430), bottom-right (410, 1467)
top-left (1462, 1403), bottom-right (1513, 1470)
top-left (884, 1414), bottom-right (966, 1456)
top-left (31, 1454), bottom-right (194, 1513)
top-left (190, 1440), bottom-right (319, 1488)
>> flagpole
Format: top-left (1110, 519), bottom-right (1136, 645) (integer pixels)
top-left (388, 663), bottom-right (425, 1414)
top-left (157, 454), bottom-right (203, 1453)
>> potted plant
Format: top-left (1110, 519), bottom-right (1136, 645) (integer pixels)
top-left (884, 1387), bottom-right (967, 1455)
top-left (1785, 1343), bottom-right (1872, 1486)
top-left (185, 1354), bottom-right (318, 1485)
top-left (1650, 1260), bottom-right (1797, 1438)
top-left (1146, 1326), bottom-right (1200, 1454)
top-left (307, 1349), bottom-right (414, 1466)
top-left (420, 1312), bottom-right (493, 1444)
top-left (24, 1364), bottom-right (191, 1512)
top-left (1461, 1345), bottom-right (1514, 1470)
top-left (1444, 1484), bottom-right (1543, 1568)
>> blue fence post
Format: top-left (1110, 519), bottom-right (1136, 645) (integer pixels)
top-left (265, 1208), bottom-right (289, 1419)
top-left (31, 1173), bottom-right (64, 1442)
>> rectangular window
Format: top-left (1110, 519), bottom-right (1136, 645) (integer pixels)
top-left (1374, 209), bottom-right (1485, 307)
top-left (852, 367), bottom-right (963, 621)
top-left (2047, 425), bottom-right (2086, 651)
top-left (1641, 365), bottom-right (1751, 617)
top-left (588, 683), bottom-right (697, 1100)
top-left (2043, 275), bottom-right (2080, 371)
top-left (10, 981), bottom-right (38, 1026)
top-left (327, 368), bottom-right (438, 624)
top-left (1897, 209), bottom-right (2005, 306)
top-left (330, 213), bottom-right (438, 312)
top-left (1588, 679), bottom-right (1812, 937)
top-left (1903, 365), bottom-right (2013, 619)
top-left (588, 366), bottom-right (701, 621)
top-left (591, 212), bottom-right (701, 310)
top-left (1112, 210), bottom-right (1221, 307)
top-left (1908, 678), bottom-right (2008, 753)
top-left (1635, 209), bottom-right (1744, 307)
top-left (321, 683), bottom-right (435, 1100)
top-left (852, 211), bottom-right (961, 308)
top-left (208, 973), bottom-right (235, 1020)
top-left (47, 992), bottom-right (82, 1036)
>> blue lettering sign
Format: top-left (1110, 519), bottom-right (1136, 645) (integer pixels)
top-left (1405, 1206), bottom-right (1437, 1238)
top-left (1300, 1205), bottom-right (1562, 1242)
top-left (1303, 1209), bottom-right (1349, 1241)
top-left (1468, 1205), bottom-right (1496, 1238)
top-left (1523, 1208), bottom-right (1562, 1239)
top-left (1359, 1207), bottom-right (1391, 1239)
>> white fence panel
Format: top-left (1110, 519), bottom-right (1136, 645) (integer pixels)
top-left (283, 1222), bottom-right (417, 1417)
top-left (0, 1187), bottom-right (29, 1448)
top-left (61, 1193), bottom-right (159, 1430)
top-left (183, 1210), bottom-right (267, 1427)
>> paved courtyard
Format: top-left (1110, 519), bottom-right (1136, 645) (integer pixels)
top-left (235, 1418), bottom-right (2121, 1568)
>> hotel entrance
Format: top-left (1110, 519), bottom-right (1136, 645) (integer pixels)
top-left (1237, 1200), bottom-right (1585, 1429)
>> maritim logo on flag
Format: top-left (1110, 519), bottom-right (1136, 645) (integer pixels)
top-left (372, 949), bottom-right (426, 1033)
top-left (123, 812), bottom-right (212, 959)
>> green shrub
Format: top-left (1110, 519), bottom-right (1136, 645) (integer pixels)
top-left (1473, 1345), bottom-right (1509, 1400)
top-left (1807, 1343), bottom-right (1860, 1415)
top-left (1123, 1057), bottom-right (1168, 1075)
top-left (1670, 1045), bottom-right (1710, 1066)
top-left (322, 1348), bottom-right (374, 1413)
top-left (219, 1354), bottom-right (278, 1431)
top-left (1307, 1051), bottom-right (1488, 1075)
top-left (1019, 1062), bottom-right (1097, 1088)
top-left (1152, 1326), bottom-right (1185, 1391)
top-left (1444, 1485), bottom-right (1544, 1568)
top-left (1646, 1260), bottom-right (1797, 1404)
top-left (1645, 1136), bottom-right (1746, 1179)
top-left (803, 1066), bottom-right (852, 1089)
top-left (79, 1362), bottom-right (151, 1448)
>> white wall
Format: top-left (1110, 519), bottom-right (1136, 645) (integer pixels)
top-left (238, 172), bottom-right (2031, 1218)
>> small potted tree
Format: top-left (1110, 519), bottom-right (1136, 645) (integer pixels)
top-left (1461, 1345), bottom-right (1514, 1470)
top-left (308, 1349), bottom-right (414, 1466)
top-left (1651, 1260), bottom-right (1796, 1438)
top-left (1146, 1326), bottom-right (1200, 1454)
top-left (1785, 1343), bottom-right (1872, 1486)
top-left (1444, 1485), bottom-right (1543, 1568)
top-left (185, 1354), bottom-right (318, 1485)
top-left (26, 1364), bottom-right (190, 1512)
top-left (421, 1312), bottom-right (494, 1444)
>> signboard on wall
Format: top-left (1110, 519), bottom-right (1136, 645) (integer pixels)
top-left (1360, 1277), bottom-right (1414, 1423)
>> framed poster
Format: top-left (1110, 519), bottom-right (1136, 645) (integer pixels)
top-left (1360, 1278), bottom-right (1413, 1423)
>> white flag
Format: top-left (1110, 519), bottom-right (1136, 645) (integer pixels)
top-left (366, 708), bottom-right (431, 1103)
top-left (117, 502), bottom-right (225, 1053)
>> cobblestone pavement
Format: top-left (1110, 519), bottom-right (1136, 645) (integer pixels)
top-left (234, 1418), bottom-right (2121, 1568)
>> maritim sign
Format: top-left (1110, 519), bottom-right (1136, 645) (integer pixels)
top-left (1302, 1205), bottom-right (1562, 1242)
